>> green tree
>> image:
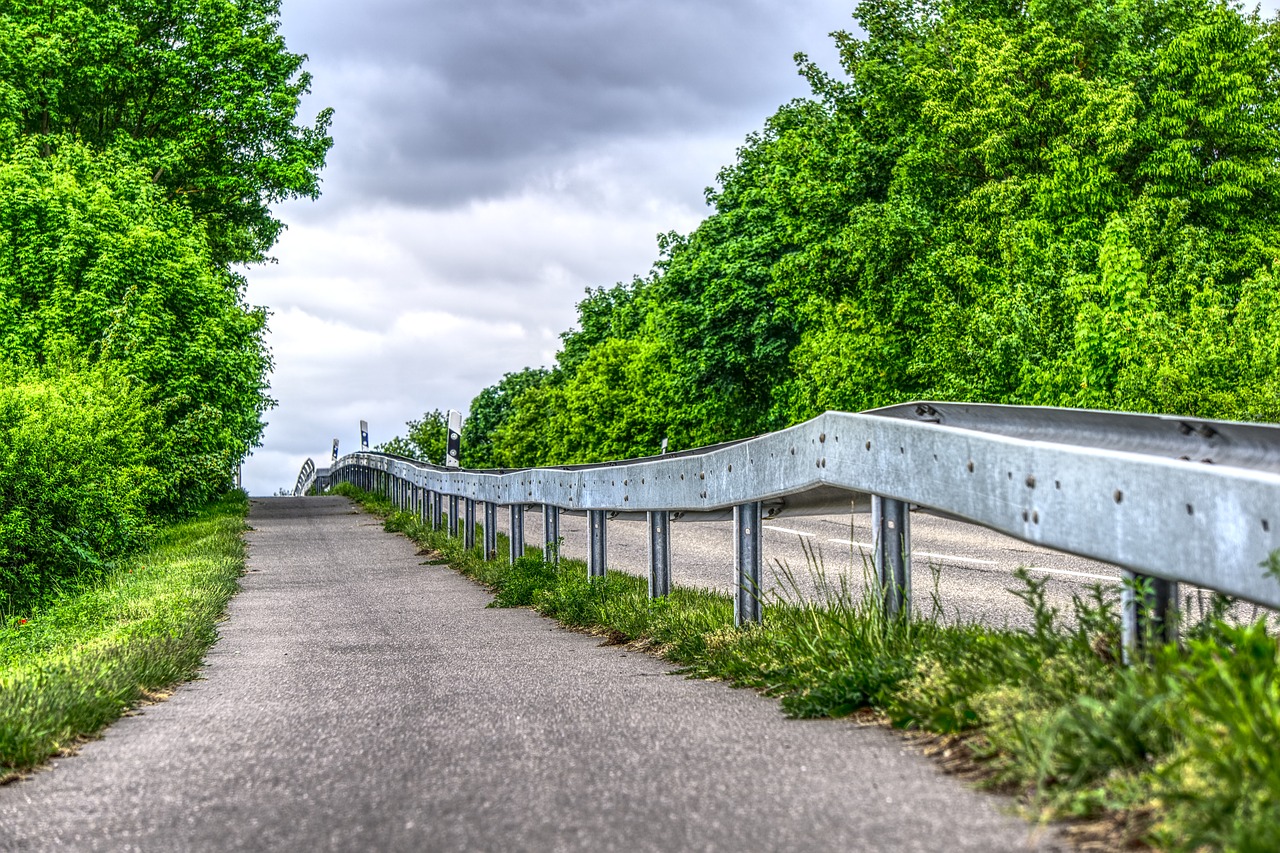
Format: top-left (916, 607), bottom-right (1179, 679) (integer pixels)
top-left (0, 0), bottom-right (333, 264)
top-left (0, 139), bottom-right (272, 511)
top-left (461, 368), bottom-right (549, 468)
top-left (378, 410), bottom-right (448, 466)
top-left (472, 0), bottom-right (1280, 465)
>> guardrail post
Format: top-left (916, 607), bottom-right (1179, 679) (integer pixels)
top-left (465, 499), bottom-right (477, 552)
top-left (1121, 572), bottom-right (1179, 663)
top-left (872, 495), bottom-right (911, 619)
top-left (483, 502), bottom-right (498, 560)
top-left (431, 491), bottom-right (443, 530)
top-left (588, 510), bottom-right (608, 578)
top-left (509, 504), bottom-right (524, 563)
top-left (449, 495), bottom-right (459, 537)
top-left (648, 510), bottom-right (671, 599)
top-left (543, 505), bottom-right (560, 563)
top-left (734, 502), bottom-right (763, 625)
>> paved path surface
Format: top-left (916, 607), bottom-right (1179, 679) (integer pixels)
top-left (0, 497), bottom-right (1065, 852)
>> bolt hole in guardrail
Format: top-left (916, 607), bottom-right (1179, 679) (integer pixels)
top-left (308, 402), bottom-right (1280, 660)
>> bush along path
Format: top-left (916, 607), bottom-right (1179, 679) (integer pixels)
top-left (334, 482), bottom-right (1280, 853)
top-left (0, 492), bottom-right (249, 781)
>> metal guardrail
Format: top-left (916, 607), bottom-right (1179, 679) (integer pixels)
top-left (305, 402), bottom-right (1280, 656)
top-left (293, 458), bottom-right (317, 497)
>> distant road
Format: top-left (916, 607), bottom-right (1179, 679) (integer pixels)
top-left (0, 497), bottom-right (1062, 852)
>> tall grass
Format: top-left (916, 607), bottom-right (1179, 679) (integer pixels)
top-left (341, 482), bottom-right (1280, 851)
top-left (0, 492), bottom-right (248, 778)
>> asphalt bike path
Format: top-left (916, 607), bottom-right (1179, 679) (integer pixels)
top-left (0, 497), bottom-right (1065, 851)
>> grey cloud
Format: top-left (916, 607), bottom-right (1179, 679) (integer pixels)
top-left (280, 0), bottom-right (852, 209)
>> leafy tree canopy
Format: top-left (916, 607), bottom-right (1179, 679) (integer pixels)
top-left (0, 0), bottom-right (333, 264)
top-left (378, 410), bottom-right (448, 466)
top-left (463, 0), bottom-right (1280, 466)
top-left (0, 0), bottom-right (325, 606)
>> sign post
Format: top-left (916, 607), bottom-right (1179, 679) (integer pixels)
top-left (360, 420), bottom-right (369, 451)
top-left (446, 410), bottom-right (462, 468)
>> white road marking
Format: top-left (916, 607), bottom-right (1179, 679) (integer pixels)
top-left (912, 551), bottom-right (997, 566)
top-left (827, 538), bottom-right (874, 549)
top-left (821, 539), bottom-right (1115, 579)
top-left (827, 539), bottom-right (996, 566)
top-left (763, 525), bottom-right (815, 537)
top-left (1024, 566), bottom-right (1119, 583)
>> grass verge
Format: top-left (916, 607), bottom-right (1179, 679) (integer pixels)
top-left (0, 491), bottom-right (248, 780)
top-left (337, 482), bottom-right (1280, 853)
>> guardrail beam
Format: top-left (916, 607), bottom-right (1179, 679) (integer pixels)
top-left (323, 401), bottom-right (1280, 613)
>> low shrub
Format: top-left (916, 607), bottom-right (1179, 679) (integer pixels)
top-left (0, 366), bottom-right (164, 613)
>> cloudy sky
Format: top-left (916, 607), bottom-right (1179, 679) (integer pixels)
top-left (243, 0), bottom-right (857, 494)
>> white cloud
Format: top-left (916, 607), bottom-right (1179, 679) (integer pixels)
top-left (243, 0), bottom-right (855, 494)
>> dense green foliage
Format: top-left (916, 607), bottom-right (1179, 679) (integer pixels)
top-left (346, 482), bottom-right (1280, 850)
top-left (467, 0), bottom-right (1280, 465)
top-left (377, 408), bottom-right (448, 465)
top-left (0, 1), bottom-right (328, 609)
top-left (459, 368), bottom-right (548, 468)
top-left (0, 492), bottom-right (247, 776)
top-left (0, 0), bottom-right (333, 264)
top-left (0, 366), bottom-right (162, 606)
top-left (0, 141), bottom-right (275, 514)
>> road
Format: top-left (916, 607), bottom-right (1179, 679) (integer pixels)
top-left (0, 497), bottom-right (1063, 852)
